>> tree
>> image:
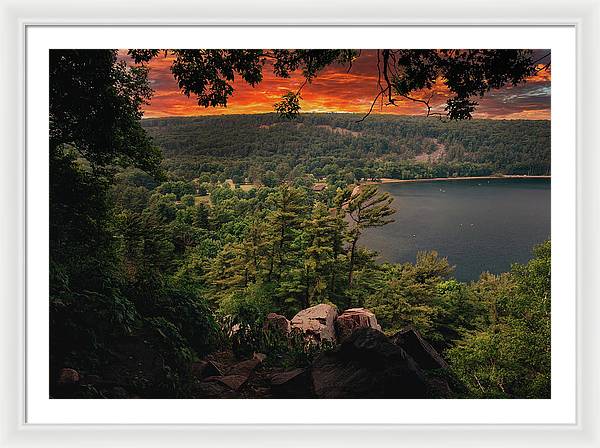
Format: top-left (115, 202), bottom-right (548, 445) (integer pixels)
top-left (302, 202), bottom-right (337, 306)
top-left (50, 50), bottom-right (160, 173)
top-left (261, 170), bottom-right (279, 187)
top-left (447, 241), bottom-right (551, 398)
top-left (50, 50), bottom-right (163, 291)
top-left (129, 49), bottom-right (545, 120)
top-left (328, 188), bottom-right (351, 295)
top-left (265, 185), bottom-right (308, 281)
top-left (49, 50), bottom-right (166, 379)
top-left (363, 251), bottom-right (453, 340)
top-left (346, 185), bottom-right (395, 285)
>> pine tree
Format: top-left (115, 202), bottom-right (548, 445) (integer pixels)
top-left (303, 202), bottom-right (337, 306)
top-left (329, 188), bottom-right (351, 295)
top-left (265, 184), bottom-right (307, 281)
top-left (346, 185), bottom-right (395, 286)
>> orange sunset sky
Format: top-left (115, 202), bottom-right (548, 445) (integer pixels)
top-left (125, 50), bottom-right (551, 120)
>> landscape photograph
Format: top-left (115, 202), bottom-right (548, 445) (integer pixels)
top-left (50, 48), bottom-right (551, 399)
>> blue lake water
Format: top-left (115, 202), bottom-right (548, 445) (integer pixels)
top-left (360, 178), bottom-right (551, 281)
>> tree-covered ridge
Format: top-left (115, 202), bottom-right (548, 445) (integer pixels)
top-left (142, 113), bottom-right (550, 183)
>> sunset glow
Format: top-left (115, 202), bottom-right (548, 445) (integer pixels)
top-left (130, 50), bottom-right (551, 120)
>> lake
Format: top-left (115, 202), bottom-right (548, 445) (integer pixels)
top-left (360, 178), bottom-right (551, 281)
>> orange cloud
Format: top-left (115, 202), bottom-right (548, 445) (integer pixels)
top-left (128, 50), bottom-right (550, 120)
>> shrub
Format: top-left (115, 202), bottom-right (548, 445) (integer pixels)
top-left (156, 288), bottom-right (221, 357)
top-left (50, 289), bottom-right (138, 372)
top-left (143, 317), bottom-right (195, 397)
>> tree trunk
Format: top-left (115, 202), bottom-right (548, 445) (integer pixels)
top-left (348, 236), bottom-right (358, 286)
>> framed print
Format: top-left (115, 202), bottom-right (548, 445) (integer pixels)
top-left (1, 0), bottom-right (599, 447)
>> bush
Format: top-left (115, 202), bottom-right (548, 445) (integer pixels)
top-left (218, 284), bottom-right (276, 358)
top-left (50, 289), bottom-right (138, 373)
top-left (143, 317), bottom-right (195, 397)
top-left (217, 284), bottom-right (333, 366)
top-left (156, 288), bottom-right (221, 357)
top-left (447, 241), bottom-right (551, 398)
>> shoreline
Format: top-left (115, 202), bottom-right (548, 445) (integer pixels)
top-left (362, 175), bottom-right (550, 185)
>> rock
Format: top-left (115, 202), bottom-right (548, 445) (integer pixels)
top-left (57, 368), bottom-right (80, 384)
top-left (263, 313), bottom-right (291, 334)
top-left (230, 358), bottom-right (260, 377)
top-left (191, 361), bottom-right (209, 379)
top-left (311, 328), bottom-right (428, 398)
top-left (192, 380), bottom-right (231, 398)
top-left (253, 352), bottom-right (267, 363)
top-left (270, 368), bottom-right (313, 398)
top-left (208, 360), bottom-right (227, 375)
top-left (427, 376), bottom-right (453, 398)
top-left (389, 326), bottom-right (448, 370)
top-left (215, 375), bottom-right (250, 391)
top-left (290, 303), bottom-right (338, 342)
top-left (201, 357), bottom-right (262, 393)
top-left (335, 307), bottom-right (382, 341)
top-left (191, 360), bottom-right (225, 379)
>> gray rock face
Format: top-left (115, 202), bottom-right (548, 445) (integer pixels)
top-left (290, 303), bottom-right (338, 342)
top-left (311, 328), bottom-right (428, 398)
top-left (335, 307), bottom-right (382, 341)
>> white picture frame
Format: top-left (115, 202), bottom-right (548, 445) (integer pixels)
top-left (1, 0), bottom-right (599, 446)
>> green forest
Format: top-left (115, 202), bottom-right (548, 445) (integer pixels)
top-left (143, 113), bottom-right (550, 186)
top-left (50, 49), bottom-right (551, 400)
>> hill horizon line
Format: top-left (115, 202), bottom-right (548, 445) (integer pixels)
top-left (141, 112), bottom-right (550, 122)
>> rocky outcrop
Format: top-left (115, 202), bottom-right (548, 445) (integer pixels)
top-left (290, 303), bottom-right (338, 342)
top-left (53, 309), bottom-right (458, 399)
top-left (191, 360), bottom-right (225, 380)
top-left (270, 368), bottom-right (313, 398)
top-left (311, 328), bottom-right (428, 398)
top-left (263, 312), bottom-right (291, 334)
top-left (335, 307), bottom-right (382, 341)
top-left (193, 357), bottom-right (264, 397)
top-left (390, 326), bottom-right (448, 370)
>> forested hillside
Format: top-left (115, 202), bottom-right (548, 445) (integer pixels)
top-left (143, 113), bottom-right (550, 184)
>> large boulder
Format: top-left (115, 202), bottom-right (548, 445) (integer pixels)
top-left (311, 327), bottom-right (428, 398)
top-left (270, 368), bottom-right (313, 398)
top-left (335, 307), bottom-right (382, 341)
top-left (191, 360), bottom-right (225, 380)
top-left (389, 326), bottom-right (448, 370)
top-left (290, 303), bottom-right (338, 342)
top-left (192, 380), bottom-right (233, 398)
top-left (263, 313), bottom-right (291, 334)
top-left (193, 357), bottom-right (264, 396)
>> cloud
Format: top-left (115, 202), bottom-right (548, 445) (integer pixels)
top-left (129, 49), bottom-right (550, 120)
